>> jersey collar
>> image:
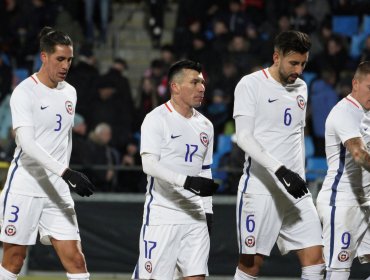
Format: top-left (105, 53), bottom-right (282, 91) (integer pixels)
top-left (165, 101), bottom-right (195, 118)
top-left (345, 94), bottom-right (363, 110)
top-left (32, 73), bottom-right (65, 90)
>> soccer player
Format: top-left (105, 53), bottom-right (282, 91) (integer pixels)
top-left (233, 30), bottom-right (325, 279)
top-left (316, 61), bottom-right (370, 279)
top-left (132, 60), bottom-right (219, 280)
top-left (0, 26), bottom-right (95, 280)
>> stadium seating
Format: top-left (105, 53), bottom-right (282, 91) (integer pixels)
top-left (306, 156), bottom-right (328, 182)
top-left (332, 15), bottom-right (359, 37)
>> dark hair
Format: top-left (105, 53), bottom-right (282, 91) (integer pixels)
top-left (167, 60), bottom-right (202, 84)
top-left (274, 30), bottom-right (311, 55)
top-left (354, 61), bottom-right (370, 80)
top-left (39, 26), bottom-right (73, 53)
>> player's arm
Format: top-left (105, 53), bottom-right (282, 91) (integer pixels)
top-left (344, 137), bottom-right (370, 171)
top-left (16, 126), bottom-right (94, 196)
top-left (235, 115), bottom-right (308, 198)
top-left (141, 153), bottom-right (218, 197)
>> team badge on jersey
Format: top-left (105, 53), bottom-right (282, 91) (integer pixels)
top-left (338, 251), bottom-right (350, 262)
top-left (245, 235), bottom-right (255, 247)
top-left (5, 225), bottom-right (16, 236)
top-left (200, 132), bottom-right (209, 147)
top-left (145, 261), bottom-right (152, 273)
top-left (65, 101), bottom-right (74, 115)
top-left (296, 95), bottom-right (306, 110)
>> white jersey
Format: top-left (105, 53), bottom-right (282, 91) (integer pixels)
top-left (233, 68), bottom-right (307, 196)
top-left (317, 95), bottom-right (370, 206)
top-left (3, 74), bottom-right (76, 197)
top-left (140, 101), bottom-right (214, 225)
top-left (360, 111), bottom-right (370, 190)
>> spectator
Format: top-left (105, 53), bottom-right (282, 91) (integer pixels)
top-left (84, 0), bottom-right (111, 45)
top-left (146, 0), bottom-right (166, 48)
top-left (87, 123), bottom-right (120, 192)
top-left (70, 114), bottom-right (91, 171)
top-left (290, 0), bottom-right (317, 34)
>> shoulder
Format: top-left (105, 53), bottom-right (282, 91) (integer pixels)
top-left (194, 110), bottom-right (214, 129)
top-left (238, 70), bottom-right (265, 86)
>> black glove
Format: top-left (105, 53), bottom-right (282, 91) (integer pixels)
top-left (275, 166), bottom-right (308, 199)
top-left (183, 176), bottom-right (219, 197)
top-left (62, 169), bottom-right (95, 197)
top-left (206, 213), bottom-right (213, 235)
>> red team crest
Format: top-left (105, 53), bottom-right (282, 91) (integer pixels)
top-left (145, 261), bottom-right (152, 273)
top-left (338, 251), bottom-right (350, 262)
top-left (5, 225), bottom-right (16, 236)
top-left (200, 132), bottom-right (209, 147)
top-left (245, 235), bottom-right (255, 247)
top-left (296, 95), bottom-right (306, 110)
top-left (65, 101), bottom-right (73, 115)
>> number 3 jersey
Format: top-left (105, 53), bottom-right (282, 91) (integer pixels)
top-left (4, 74), bottom-right (76, 197)
top-left (140, 101), bottom-right (214, 225)
top-left (233, 68), bottom-right (307, 196)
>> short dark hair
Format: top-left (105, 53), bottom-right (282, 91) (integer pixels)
top-left (39, 26), bottom-right (73, 53)
top-left (168, 60), bottom-right (202, 84)
top-left (354, 61), bottom-right (370, 80)
top-left (274, 30), bottom-right (311, 55)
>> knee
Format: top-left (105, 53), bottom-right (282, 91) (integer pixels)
top-left (238, 254), bottom-right (263, 276)
top-left (71, 253), bottom-right (87, 270)
top-left (3, 252), bottom-right (26, 273)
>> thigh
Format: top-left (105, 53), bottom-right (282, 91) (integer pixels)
top-left (39, 195), bottom-right (80, 245)
top-left (278, 196), bottom-right (322, 255)
top-left (317, 204), bottom-right (368, 269)
top-left (133, 224), bottom-right (180, 280)
top-left (0, 193), bottom-right (43, 245)
top-left (236, 191), bottom-right (281, 256)
top-left (177, 223), bottom-right (209, 277)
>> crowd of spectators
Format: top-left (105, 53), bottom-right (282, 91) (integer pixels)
top-left (1, 0), bottom-right (370, 193)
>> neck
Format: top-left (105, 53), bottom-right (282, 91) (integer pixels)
top-left (36, 68), bottom-right (57, 88)
top-left (170, 98), bottom-right (193, 118)
top-left (268, 65), bottom-right (284, 85)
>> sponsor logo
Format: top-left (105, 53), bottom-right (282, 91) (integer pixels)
top-left (338, 250), bottom-right (350, 262)
top-left (268, 98), bottom-right (278, 103)
top-left (296, 95), bottom-right (306, 110)
top-left (40, 105), bottom-right (49, 110)
top-left (245, 235), bottom-right (255, 247)
top-left (68, 180), bottom-right (76, 188)
top-left (171, 134), bottom-right (181, 139)
top-left (5, 225), bottom-right (16, 236)
top-left (189, 188), bottom-right (200, 194)
top-left (145, 261), bottom-right (152, 273)
top-left (200, 132), bottom-right (209, 147)
top-left (283, 178), bottom-right (290, 187)
top-left (65, 101), bottom-right (73, 115)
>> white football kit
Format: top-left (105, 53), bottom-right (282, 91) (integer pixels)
top-left (132, 101), bottom-right (214, 279)
top-left (0, 74), bottom-right (80, 245)
top-left (233, 68), bottom-right (322, 256)
top-left (317, 95), bottom-right (370, 269)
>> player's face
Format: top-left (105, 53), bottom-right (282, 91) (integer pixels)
top-left (353, 74), bottom-right (370, 110)
top-left (274, 51), bottom-right (308, 85)
top-left (178, 69), bottom-right (205, 108)
top-left (42, 44), bottom-right (73, 85)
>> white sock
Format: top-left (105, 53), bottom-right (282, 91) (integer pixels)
top-left (233, 267), bottom-right (257, 280)
top-left (66, 272), bottom-right (90, 280)
top-left (0, 264), bottom-right (17, 280)
top-left (325, 269), bottom-right (350, 280)
top-left (301, 263), bottom-right (325, 279)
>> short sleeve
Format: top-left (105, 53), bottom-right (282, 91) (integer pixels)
top-left (203, 123), bottom-right (214, 167)
top-left (332, 107), bottom-right (362, 144)
top-left (10, 86), bottom-right (34, 129)
top-left (140, 112), bottom-right (164, 156)
top-left (233, 76), bottom-right (258, 119)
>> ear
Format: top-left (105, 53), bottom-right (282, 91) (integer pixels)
top-left (170, 81), bottom-right (179, 94)
top-left (272, 51), bottom-right (280, 65)
top-left (40, 51), bottom-right (47, 63)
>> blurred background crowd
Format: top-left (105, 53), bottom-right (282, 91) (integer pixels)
top-left (0, 0), bottom-right (370, 194)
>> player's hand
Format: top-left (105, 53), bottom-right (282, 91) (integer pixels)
top-left (206, 213), bottom-right (213, 235)
top-left (183, 176), bottom-right (219, 197)
top-left (62, 169), bottom-right (95, 197)
top-left (275, 166), bottom-right (308, 199)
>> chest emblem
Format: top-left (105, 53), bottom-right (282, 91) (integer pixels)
top-left (200, 132), bottom-right (209, 147)
top-left (296, 95), bottom-right (306, 110)
top-left (65, 101), bottom-right (74, 115)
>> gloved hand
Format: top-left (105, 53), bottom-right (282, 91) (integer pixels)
top-left (275, 166), bottom-right (308, 199)
top-left (183, 176), bottom-right (219, 197)
top-left (62, 169), bottom-right (95, 197)
top-left (206, 213), bottom-right (213, 235)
